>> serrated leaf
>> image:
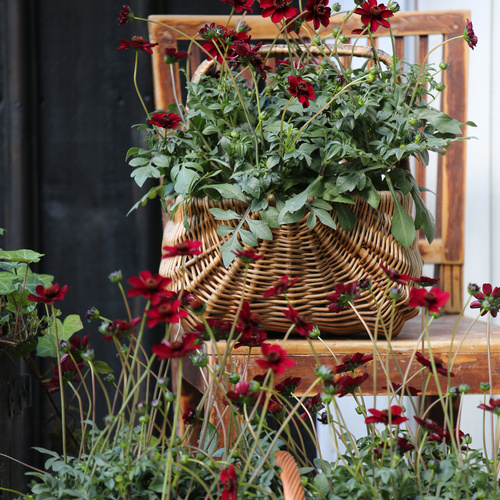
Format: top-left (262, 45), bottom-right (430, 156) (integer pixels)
top-left (220, 235), bottom-right (243, 268)
top-left (209, 184), bottom-right (249, 203)
top-left (246, 219), bottom-right (273, 240)
top-left (209, 208), bottom-right (242, 221)
top-left (278, 206), bottom-right (306, 224)
top-left (260, 207), bottom-right (280, 229)
top-left (240, 229), bottom-right (258, 246)
top-left (216, 225), bottom-right (236, 237)
top-left (0, 249), bottom-right (44, 264)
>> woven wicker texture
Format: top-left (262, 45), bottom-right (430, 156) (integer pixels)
top-left (159, 192), bottom-right (423, 337)
top-left (275, 451), bottom-right (306, 500)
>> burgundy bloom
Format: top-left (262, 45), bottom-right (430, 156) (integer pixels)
top-left (256, 343), bottom-right (294, 376)
top-left (235, 301), bottom-right (267, 348)
top-left (470, 283), bottom-right (500, 317)
top-left (233, 249), bottom-right (265, 264)
top-left (221, 0), bottom-right (254, 14)
top-left (44, 357), bottom-right (83, 394)
top-left (28, 283), bottom-right (70, 305)
top-left (163, 48), bottom-right (189, 64)
top-left (317, 412), bottom-right (328, 425)
top-left (220, 464), bottom-right (238, 500)
top-left (353, 0), bottom-right (394, 33)
top-left (194, 318), bottom-right (232, 341)
top-left (233, 42), bottom-right (268, 79)
top-left (304, 0), bottom-right (331, 30)
top-left (182, 405), bottom-right (199, 425)
top-left (298, 392), bottom-right (324, 421)
top-left (145, 298), bottom-right (188, 328)
top-left (282, 305), bottom-right (313, 337)
top-left (413, 276), bottom-right (440, 287)
top-left (396, 437), bottom-right (415, 453)
top-left (263, 275), bottom-right (298, 298)
top-left (117, 36), bottom-right (158, 54)
top-left (60, 334), bottom-right (90, 365)
top-left (334, 352), bottom-right (373, 373)
top-left (464, 19), bottom-right (478, 50)
top-left (365, 405), bottom-right (408, 425)
top-left (414, 416), bottom-right (444, 435)
top-left (327, 282), bottom-right (360, 313)
top-left (162, 240), bottom-right (203, 258)
top-left (201, 26), bottom-right (249, 63)
top-left (383, 381), bottom-right (420, 396)
top-left (149, 112), bottom-right (182, 130)
top-left (478, 398), bottom-right (500, 415)
top-left (335, 372), bottom-right (369, 397)
top-left (225, 380), bottom-right (258, 409)
top-left (408, 287), bottom-right (450, 314)
top-left (287, 76), bottom-right (315, 108)
top-left (260, 0), bottom-right (299, 24)
top-left (127, 270), bottom-right (172, 305)
top-left (118, 5), bottom-right (133, 25)
top-left (275, 376), bottom-right (301, 396)
top-left (379, 263), bottom-right (412, 285)
top-left (415, 351), bottom-right (454, 377)
top-left (102, 317), bottom-right (142, 342)
top-left (152, 333), bottom-right (201, 359)
top-left (285, 13), bottom-right (305, 34)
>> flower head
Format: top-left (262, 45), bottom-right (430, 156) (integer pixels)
top-left (413, 275), bottom-right (440, 287)
top-left (327, 282), bottom-right (360, 313)
top-left (287, 76), bottom-right (315, 108)
top-left (334, 352), bottom-right (373, 373)
top-left (464, 19), bottom-right (478, 50)
top-left (127, 270), bottom-right (172, 305)
top-left (194, 318), bottom-right (232, 341)
top-left (220, 465), bottom-right (238, 500)
top-left (221, 0), bottom-right (254, 14)
top-left (235, 301), bottom-right (267, 347)
top-left (353, 0), bottom-right (394, 33)
top-left (470, 283), bottom-right (500, 317)
top-left (408, 287), bottom-right (450, 314)
top-left (379, 263), bottom-right (412, 285)
top-left (118, 5), bottom-right (134, 25)
top-left (263, 275), bottom-right (298, 298)
top-left (102, 317), bottom-right (142, 342)
top-left (260, 0), bottom-right (299, 24)
top-left (415, 351), bottom-right (454, 377)
top-left (256, 343), bottom-right (294, 375)
top-left (225, 380), bottom-right (259, 409)
top-left (149, 112), bottom-right (182, 129)
top-left (233, 41), bottom-right (268, 78)
top-left (117, 36), bottom-right (158, 54)
top-left (145, 298), bottom-right (188, 328)
top-left (365, 405), bottom-right (408, 425)
top-left (163, 47), bottom-right (189, 64)
top-left (275, 376), bottom-right (301, 396)
top-left (152, 333), bottom-right (201, 359)
top-left (44, 357), bottom-right (83, 393)
top-left (282, 305), bottom-right (313, 337)
top-left (478, 398), bottom-right (500, 415)
top-left (304, 0), bottom-right (331, 30)
top-left (182, 405), bottom-right (199, 425)
top-left (297, 392), bottom-right (324, 421)
top-left (233, 249), bottom-right (264, 264)
top-left (28, 283), bottom-right (70, 305)
top-left (162, 240), bottom-right (203, 258)
top-left (334, 372), bottom-right (369, 397)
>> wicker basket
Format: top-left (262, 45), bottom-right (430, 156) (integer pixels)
top-left (159, 192), bottom-right (422, 337)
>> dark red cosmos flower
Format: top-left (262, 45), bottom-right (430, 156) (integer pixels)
top-left (194, 318), bottom-right (232, 341)
top-left (152, 333), bottom-right (201, 359)
top-left (334, 352), bottom-right (373, 373)
top-left (118, 5), bottom-right (133, 25)
top-left (353, 0), bottom-right (394, 33)
top-left (287, 76), bottom-right (315, 108)
top-left (44, 358), bottom-right (83, 393)
top-left (256, 343), bottom-right (294, 376)
top-left (233, 42), bottom-right (268, 78)
top-left (127, 270), bottom-right (172, 305)
top-left (415, 351), bottom-right (454, 377)
top-left (163, 48), bottom-right (189, 64)
top-left (327, 282), bottom-right (360, 313)
top-left (379, 263), bottom-right (412, 285)
top-left (470, 283), bottom-right (500, 317)
top-left (408, 287), bottom-right (450, 314)
top-left (478, 398), bottom-right (500, 415)
top-left (298, 392), bottom-right (324, 421)
top-left (263, 275), bottom-right (298, 298)
top-left (235, 301), bottom-right (267, 348)
top-left (275, 376), bottom-right (301, 396)
top-left (103, 317), bottom-right (142, 342)
top-left (28, 283), bottom-right (70, 305)
top-left (220, 464), bottom-right (238, 500)
top-left (145, 298), bottom-right (188, 328)
top-left (162, 240), bottom-right (203, 258)
top-left (365, 405), bottom-right (408, 425)
top-left (285, 13), bottom-right (305, 34)
top-left (335, 372), bottom-right (369, 397)
top-left (260, 0), bottom-right (299, 24)
top-left (304, 0), bottom-right (331, 30)
top-left (182, 405), bottom-right (199, 425)
top-left (383, 381), bottom-right (420, 396)
top-left (396, 437), bottom-right (414, 453)
top-left (413, 276), bottom-right (440, 287)
top-left (201, 26), bottom-right (249, 63)
top-left (233, 249), bottom-right (265, 264)
top-left (225, 380), bottom-right (258, 409)
top-left (282, 305), bottom-right (313, 337)
top-left (117, 36), bottom-right (158, 54)
top-left (414, 417), bottom-right (444, 434)
top-left (60, 334), bottom-right (90, 364)
top-left (221, 0), bottom-right (254, 14)
top-left (149, 111), bottom-right (182, 130)
top-left (464, 19), bottom-right (478, 50)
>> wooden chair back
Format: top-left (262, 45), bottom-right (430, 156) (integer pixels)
top-left (148, 11), bottom-right (470, 312)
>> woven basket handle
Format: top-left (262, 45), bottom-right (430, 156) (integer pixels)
top-left (192, 43), bottom-right (392, 82)
top-left (275, 450), bottom-right (306, 500)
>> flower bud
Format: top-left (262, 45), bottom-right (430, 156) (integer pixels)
top-left (459, 384), bottom-right (470, 394)
top-left (164, 391), bottom-right (176, 403)
top-left (108, 270), bottom-right (122, 283)
top-left (355, 406), bottom-right (364, 415)
top-left (468, 283), bottom-right (480, 296)
top-left (229, 372), bottom-right (241, 384)
top-left (388, 286), bottom-right (402, 300)
top-left (309, 326), bottom-right (321, 339)
top-left (332, 2), bottom-right (341, 12)
top-left (82, 349), bottom-right (94, 362)
top-left (358, 278), bottom-right (372, 291)
top-left (85, 307), bottom-right (100, 322)
top-left (104, 373), bottom-right (115, 383)
top-left (480, 381), bottom-right (490, 393)
top-left (439, 61), bottom-right (448, 70)
top-left (389, 1), bottom-right (400, 12)
top-left (249, 380), bottom-right (261, 393)
top-left (435, 83), bottom-right (446, 92)
top-left (190, 350), bottom-right (208, 368)
top-left (189, 298), bottom-right (206, 316)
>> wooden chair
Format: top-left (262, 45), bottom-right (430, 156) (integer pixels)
top-left (148, 11), bottom-right (478, 437)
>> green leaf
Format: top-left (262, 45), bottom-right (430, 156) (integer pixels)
top-left (411, 186), bottom-right (436, 242)
top-left (416, 108), bottom-right (463, 136)
top-left (0, 272), bottom-right (19, 294)
top-left (278, 206), bottom-right (306, 224)
top-left (209, 184), bottom-right (249, 203)
top-left (239, 229), bottom-right (258, 247)
top-left (209, 208), bottom-right (242, 221)
top-left (151, 155), bottom-right (171, 168)
top-left (174, 168), bottom-right (200, 195)
top-left (260, 207), bottom-right (280, 229)
top-left (335, 203), bottom-right (356, 231)
top-left (216, 225), bottom-right (236, 237)
top-left (36, 315), bottom-right (84, 358)
top-left (92, 361), bottom-right (114, 374)
top-left (130, 164), bottom-right (161, 188)
top-left (390, 197), bottom-right (416, 248)
top-left (313, 473), bottom-right (331, 497)
top-left (313, 208), bottom-right (337, 230)
top-left (307, 211), bottom-right (317, 229)
top-left (310, 199), bottom-right (332, 210)
top-left (246, 219), bottom-right (273, 240)
top-left (0, 249), bottom-right (44, 264)
top-left (220, 235), bottom-right (243, 268)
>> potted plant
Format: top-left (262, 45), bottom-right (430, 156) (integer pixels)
top-left (119, 1), bottom-right (476, 336)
